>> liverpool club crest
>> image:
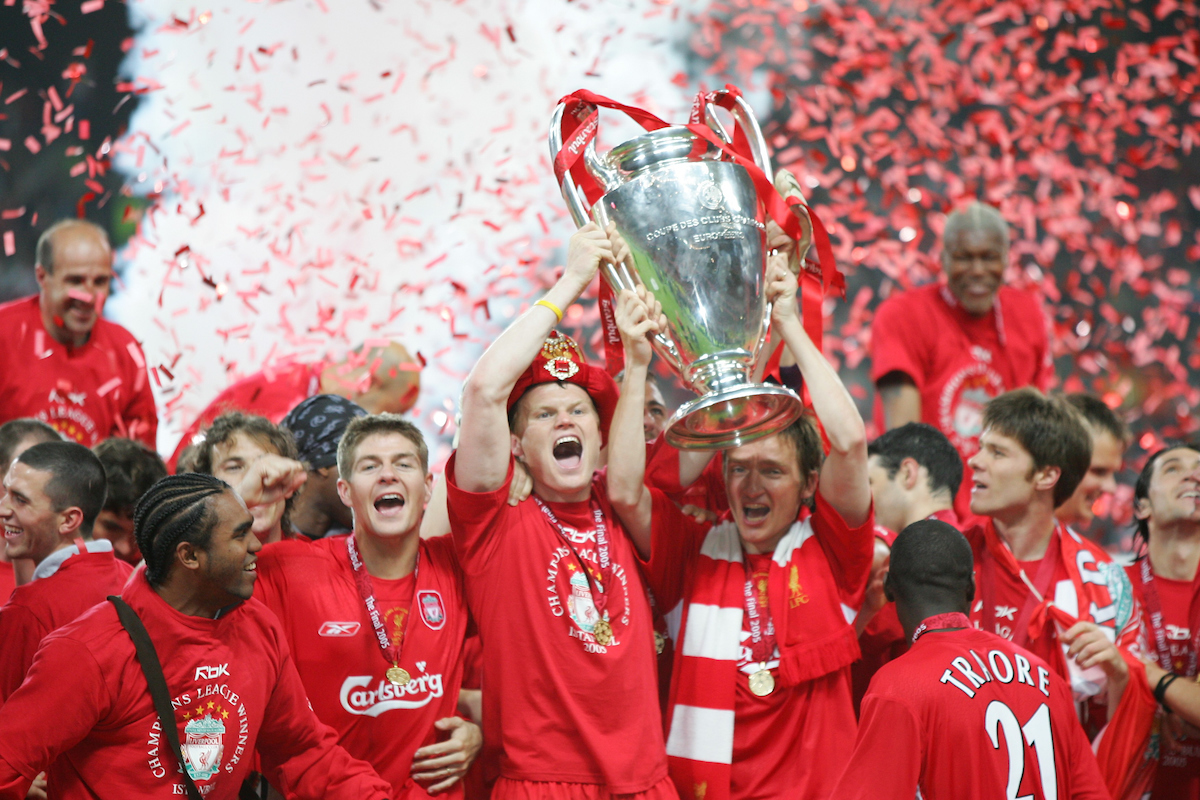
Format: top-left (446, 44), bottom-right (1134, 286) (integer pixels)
top-left (181, 714), bottom-right (225, 781)
top-left (417, 590), bottom-right (446, 630)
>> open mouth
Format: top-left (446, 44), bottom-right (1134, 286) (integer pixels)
top-left (742, 504), bottom-right (770, 522)
top-left (553, 436), bottom-right (583, 470)
top-left (972, 481), bottom-right (986, 492)
top-left (244, 560), bottom-right (257, 573)
top-left (4, 526), bottom-right (22, 541)
top-left (374, 493), bottom-right (406, 516)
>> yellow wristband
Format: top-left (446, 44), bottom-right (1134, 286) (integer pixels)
top-left (535, 298), bottom-right (564, 323)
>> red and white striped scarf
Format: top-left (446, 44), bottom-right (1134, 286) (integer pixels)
top-left (663, 518), bottom-right (862, 800)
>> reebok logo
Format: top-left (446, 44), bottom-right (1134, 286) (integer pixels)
top-left (319, 621), bottom-right (362, 637)
top-left (194, 664), bottom-right (229, 680)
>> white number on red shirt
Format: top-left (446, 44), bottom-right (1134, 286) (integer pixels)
top-left (984, 701), bottom-right (1057, 800)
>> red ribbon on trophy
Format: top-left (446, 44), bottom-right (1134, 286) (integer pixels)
top-left (551, 85), bottom-right (845, 384)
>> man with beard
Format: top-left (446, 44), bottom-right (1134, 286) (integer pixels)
top-left (280, 395), bottom-right (367, 540)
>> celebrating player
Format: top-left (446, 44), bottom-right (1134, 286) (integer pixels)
top-left (966, 389), bottom-right (1139, 728)
top-left (832, 520), bottom-right (1110, 799)
top-left (0, 470), bottom-right (392, 799)
top-left (448, 222), bottom-right (673, 799)
top-left (1126, 443), bottom-right (1200, 799)
top-left (254, 414), bottom-right (479, 797)
top-left (607, 253), bottom-right (874, 800)
top-left (0, 441), bottom-right (126, 703)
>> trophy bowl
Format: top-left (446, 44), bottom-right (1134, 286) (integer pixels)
top-left (550, 92), bottom-right (806, 450)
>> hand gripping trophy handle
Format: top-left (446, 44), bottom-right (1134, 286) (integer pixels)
top-left (548, 92), bottom-right (805, 449)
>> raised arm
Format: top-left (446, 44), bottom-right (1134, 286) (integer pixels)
top-left (765, 253), bottom-right (870, 526)
top-left (607, 285), bottom-right (666, 559)
top-left (455, 223), bottom-right (613, 493)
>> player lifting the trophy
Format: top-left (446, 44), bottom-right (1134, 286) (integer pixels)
top-left (607, 248), bottom-right (875, 800)
top-left (447, 222), bottom-right (675, 800)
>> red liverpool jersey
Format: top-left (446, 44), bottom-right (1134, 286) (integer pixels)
top-left (253, 533), bottom-right (468, 799)
top-left (446, 454), bottom-right (668, 794)
top-left (833, 626), bottom-right (1110, 800)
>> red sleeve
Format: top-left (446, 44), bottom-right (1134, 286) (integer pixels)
top-left (256, 652), bottom-right (391, 800)
top-left (0, 603), bottom-right (46, 704)
top-left (1051, 676), bottom-right (1112, 800)
top-left (642, 489), bottom-right (709, 611)
top-left (870, 292), bottom-right (928, 388)
top-left (644, 438), bottom-right (728, 515)
top-left (0, 635), bottom-right (111, 787)
top-left (811, 493), bottom-right (876, 609)
top-left (829, 692), bottom-right (923, 800)
top-left (121, 339), bottom-right (158, 449)
top-left (445, 451), bottom-right (515, 572)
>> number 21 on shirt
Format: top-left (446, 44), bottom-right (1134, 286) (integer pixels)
top-left (985, 701), bottom-right (1056, 800)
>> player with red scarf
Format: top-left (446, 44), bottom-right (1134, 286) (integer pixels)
top-left (964, 389), bottom-right (1143, 794)
top-left (607, 253), bottom-right (874, 800)
top-left (833, 519), bottom-right (1110, 799)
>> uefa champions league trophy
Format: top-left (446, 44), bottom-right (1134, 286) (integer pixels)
top-left (549, 90), bottom-right (808, 449)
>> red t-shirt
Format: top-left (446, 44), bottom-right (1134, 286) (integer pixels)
top-left (0, 549), bottom-right (133, 703)
top-left (0, 561), bottom-right (14, 605)
top-left (1125, 563), bottom-right (1200, 800)
top-left (445, 454), bottom-right (667, 793)
top-left (0, 567), bottom-right (391, 800)
top-left (168, 360), bottom-right (324, 471)
top-left (871, 284), bottom-right (1053, 515)
top-left (253, 534), bottom-right (467, 800)
top-left (0, 296), bottom-right (157, 447)
top-left (832, 627), bottom-right (1110, 800)
top-left (645, 492), bottom-right (870, 799)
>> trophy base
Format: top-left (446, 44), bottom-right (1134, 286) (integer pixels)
top-left (663, 384), bottom-right (804, 450)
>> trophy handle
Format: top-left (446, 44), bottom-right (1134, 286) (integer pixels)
top-left (549, 102), bottom-right (594, 229)
top-left (704, 90), bottom-right (773, 176)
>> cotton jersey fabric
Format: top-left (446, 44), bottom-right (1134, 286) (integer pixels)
top-left (0, 544), bottom-right (133, 703)
top-left (253, 533), bottom-right (468, 799)
top-left (832, 626), bottom-right (1110, 799)
top-left (0, 295), bottom-right (157, 447)
top-left (0, 566), bottom-right (391, 800)
top-left (446, 453), bottom-right (668, 795)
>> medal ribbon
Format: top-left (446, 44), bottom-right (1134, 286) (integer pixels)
top-left (1138, 557), bottom-right (1199, 676)
top-left (535, 497), bottom-right (612, 616)
top-left (346, 535), bottom-right (414, 672)
top-left (742, 562), bottom-right (777, 663)
top-left (980, 523), bottom-right (1061, 647)
top-left (912, 612), bottom-right (971, 644)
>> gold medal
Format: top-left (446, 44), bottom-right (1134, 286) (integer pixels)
top-left (654, 630), bottom-right (667, 655)
top-left (748, 667), bottom-right (775, 697)
top-left (593, 618), bottom-right (613, 646)
top-left (386, 666), bottom-right (411, 686)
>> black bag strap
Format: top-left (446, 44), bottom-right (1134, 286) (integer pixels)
top-left (108, 596), bottom-right (204, 800)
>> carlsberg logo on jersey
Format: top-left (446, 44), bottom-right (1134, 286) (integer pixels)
top-left (340, 670), bottom-right (445, 717)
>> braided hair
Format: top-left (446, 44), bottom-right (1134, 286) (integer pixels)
top-left (135, 473), bottom-right (229, 585)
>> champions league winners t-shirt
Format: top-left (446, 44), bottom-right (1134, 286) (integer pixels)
top-left (254, 534), bottom-right (467, 799)
top-left (833, 628), bottom-right (1109, 800)
top-left (446, 454), bottom-right (668, 794)
top-left (0, 567), bottom-right (391, 800)
top-left (0, 296), bottom-right (157, 447)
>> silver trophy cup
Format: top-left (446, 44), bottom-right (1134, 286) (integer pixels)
top-left (549, 91), bottom-right (805, 449)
